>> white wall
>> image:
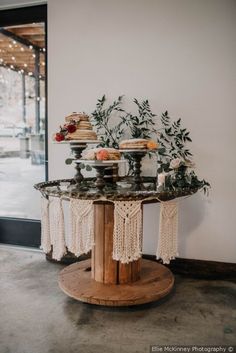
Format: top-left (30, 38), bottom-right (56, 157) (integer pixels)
top-left (48, 0), bottom-right (236, 263)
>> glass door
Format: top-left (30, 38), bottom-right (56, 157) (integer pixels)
top-left (0, 5), bottom-right (47, 247)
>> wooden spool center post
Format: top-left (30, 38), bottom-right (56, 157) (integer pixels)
top-left (92, 202), bottom-right (140, 284)
top-left (59, 201), bottom-right (174, 306)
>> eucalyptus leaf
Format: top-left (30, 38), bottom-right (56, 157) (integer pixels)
top-left (65, 158), bottom-right (74, 165)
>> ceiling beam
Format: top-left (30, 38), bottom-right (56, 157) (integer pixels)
top-left (7, 27), bottom-right (44, 36)
top-left (0, 28), bottom-right (44, 52)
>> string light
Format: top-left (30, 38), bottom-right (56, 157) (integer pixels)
top-left (1, 34), bottom-right (45, 80)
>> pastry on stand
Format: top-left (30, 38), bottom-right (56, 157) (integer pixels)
top-left (79, 147), bottom-right (125, 192)
top-left (119, 138), bottom-right (158, 191)
top-left (53, 112), bottom-right (99, 190)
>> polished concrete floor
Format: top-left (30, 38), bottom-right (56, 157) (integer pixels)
top-left (0, 246), bottom-right (235, 353)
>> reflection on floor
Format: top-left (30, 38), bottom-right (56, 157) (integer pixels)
top-left (0, 246), bottom-right (235, 353)
top-left (0, 157), bottom-right (44, 219)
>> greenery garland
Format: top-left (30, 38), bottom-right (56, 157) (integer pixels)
top-left (91, 95), bottom-right (210, 194)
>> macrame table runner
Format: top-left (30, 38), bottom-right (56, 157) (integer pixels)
top-left (68, 199), bottom-right (94, 257)
top-left (41, 196), bottom-right (66, 261)
top-left (113, 200), bottom-right (143, 264)
top-left (40, 196), bottom-right (179, 264)
top-left (156, 200), bottom-right (178, 264)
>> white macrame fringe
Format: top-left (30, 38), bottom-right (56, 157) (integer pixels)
top-left (69, 199), bottom-right (94, 257)
top-left (156, 200), bottom-right (179, 264)
top-left (113, 200), bottom-right (143, 264)
top-left (40, 196), bottom-right (51, 254)
top-left (50, 197), bottom-right (66, 261)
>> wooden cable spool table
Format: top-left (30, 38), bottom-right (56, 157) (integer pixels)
top-left (35, 179), bottom-right (197, 306)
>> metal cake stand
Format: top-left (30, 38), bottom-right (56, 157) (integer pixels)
top-left (53, 140), bottom-right (99, 190)
top-left (119, 149), bottom-right (157, 191)
top-left (75, 160), bottom-right (126, 193)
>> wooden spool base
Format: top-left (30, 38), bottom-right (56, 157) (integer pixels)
top-left (59, 259), bottom-right (174, 306)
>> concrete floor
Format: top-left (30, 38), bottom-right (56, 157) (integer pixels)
top-left (0, 246), bottom-right (235, 353)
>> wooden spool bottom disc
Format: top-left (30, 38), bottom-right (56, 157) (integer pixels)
top-left (59, 259), bottom-right (174, 306)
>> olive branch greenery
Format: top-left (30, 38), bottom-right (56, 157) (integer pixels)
top-left (90, 95), bottom-right (210, 194)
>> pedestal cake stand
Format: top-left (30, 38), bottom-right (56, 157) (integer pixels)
top-left (53, 140), bottom-right (99, 190)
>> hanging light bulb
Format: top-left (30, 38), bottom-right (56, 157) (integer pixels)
top-left (13, 40), bottom-right (16, 45)
top-left (32, 54), bottom-right (36, 58)
top-left (20, 47), bottom-right (24, 52)
top-left (11, 56), bottom-right (15, 61)
top-left (10, 65), bottom-right (14, 69)
top-left (9, 44), bottom-right (13, 48)
top-left (29, 45), bottom-right (33, 50)
top-left (24, 63), bottom-right (28, 67)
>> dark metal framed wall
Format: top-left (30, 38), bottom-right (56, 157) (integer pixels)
top-left (0, 4), bottom-right (47, 248)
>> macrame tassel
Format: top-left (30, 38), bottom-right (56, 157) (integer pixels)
top-left (113, 201), bottom-right (142, 264)
top-left (69, 199), bottom-right (94, 257)
top-left (50, 197), bottom-right (66, 261)
top-left (157, 200), bottom-right (179, 264)
top-left (40, 196), bottom-right (51, 254)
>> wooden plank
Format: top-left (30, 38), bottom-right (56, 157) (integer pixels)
top-left (93, 204), bottom-right (105, 283)
top-left (104, 204), bottom-right (118, 284)
top-left (118, 262), bottom-right (132, 284)
top-left (131, 259), bottom-right (141, 282)
top-left (9, 27), bottom-right (44, 36)
top-left (91, 243), bottom-right (95, 280)
top-left (59, 259), bottom-right (174, 306)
